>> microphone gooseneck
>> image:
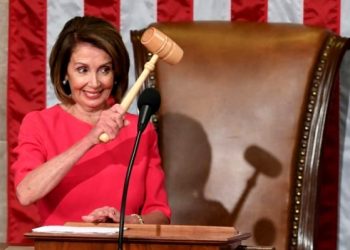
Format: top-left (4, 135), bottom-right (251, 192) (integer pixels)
top-left (118, 88), bottom-right (161, 250)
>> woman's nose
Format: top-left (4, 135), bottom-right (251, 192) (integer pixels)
top-left (89, 74), bottom-right (101, 88)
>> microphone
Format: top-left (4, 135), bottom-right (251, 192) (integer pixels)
top-left (118, 87), bottom-right (161, 250)
top-left (137, 87), bottom-right (161, 132)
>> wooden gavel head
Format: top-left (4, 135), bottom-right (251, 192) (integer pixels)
top-left (141, 27), bottom-right (183, 65)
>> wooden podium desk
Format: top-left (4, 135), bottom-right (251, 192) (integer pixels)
top-left (25, 223), bottom-right (251, 250)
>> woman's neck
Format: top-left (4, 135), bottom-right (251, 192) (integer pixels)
top-left (62, 103), bottom-right (107, 125)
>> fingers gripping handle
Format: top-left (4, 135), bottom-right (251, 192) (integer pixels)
top-left (98, 54), bottom-right (159, 143)
top-left (98, 26), bottom-right (183, 143)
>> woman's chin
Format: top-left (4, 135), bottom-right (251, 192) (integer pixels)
top-left (80, 100), bottom-right (108, 111)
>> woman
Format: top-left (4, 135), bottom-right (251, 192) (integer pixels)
top-left (12, 16), bottom-right (170, 225)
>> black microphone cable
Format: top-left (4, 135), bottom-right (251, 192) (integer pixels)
top-left (118, 88), bottom-right (161, 250)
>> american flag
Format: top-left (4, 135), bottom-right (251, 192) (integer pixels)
top-left (1, 0), bottom-right (349, 249)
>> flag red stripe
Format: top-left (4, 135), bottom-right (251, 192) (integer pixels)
top-left (7, 0), bottom-right (46, 243)
top-left (157, 0), bottom-right (193, 22)
top-left (304, 0), bottom-right (340, 33)
top-left (84, 0), bottom-right (121, 29)
top-left (231, 0), bottom-right (268, 22)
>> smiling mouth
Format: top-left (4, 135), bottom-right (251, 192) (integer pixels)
top-left (83, 90), bottom-right (103, 99)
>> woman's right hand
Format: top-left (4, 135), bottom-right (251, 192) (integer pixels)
top-left (88, 103), bottom-right (129, 144)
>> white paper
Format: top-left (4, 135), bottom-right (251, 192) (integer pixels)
top-left (32, 225), bottom-right (120, 234)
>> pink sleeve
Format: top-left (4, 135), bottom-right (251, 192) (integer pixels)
top-left (11, 112), bottom-right (47, 187)
top-left (141, 124), bottom-right (172, 220)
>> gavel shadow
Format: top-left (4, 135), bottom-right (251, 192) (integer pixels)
top-left (230, 145), bottom-right (283, 223)
top-left (160, 113), bottom-right (282, 245)
top-left (231, 145), bottom-right (282, 246)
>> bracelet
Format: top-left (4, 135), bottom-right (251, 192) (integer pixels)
top-left (131, 214), bottom-right (144, 224)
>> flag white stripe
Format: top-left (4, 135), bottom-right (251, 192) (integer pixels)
top-left (193, 0), bottom-right (231, 21)
top-left (339, 1), bottom-right (350, 249)
top-left (339, 51), bottom-right (350, 250)
top-left (267, 0), bottom-right (303, 23)
top-left (121, 0), bottom-right (156, 113)
top-left (46, 0), bottom-right (84, 108)
top-left (341, 0), bottom-right (350, 37)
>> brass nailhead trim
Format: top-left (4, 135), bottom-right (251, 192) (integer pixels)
top-left (290, 35), bottom-right (335, 248)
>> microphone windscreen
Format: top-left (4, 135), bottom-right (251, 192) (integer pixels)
top-left (137, 88), bottom-right (161, 113)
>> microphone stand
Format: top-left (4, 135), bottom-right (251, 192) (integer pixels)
top-left (118, 129), bottom-right (142, 250)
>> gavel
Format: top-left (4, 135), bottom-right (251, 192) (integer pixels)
top-left (99, 27), bottom-right (184, 142)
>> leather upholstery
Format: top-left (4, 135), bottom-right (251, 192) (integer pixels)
top-left (130, 21), bottom-right (349, 250)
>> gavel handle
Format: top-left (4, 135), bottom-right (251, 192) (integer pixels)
top-left (98, 54), bottom-right (159, 143)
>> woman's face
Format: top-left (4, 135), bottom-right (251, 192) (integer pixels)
top-left (66, 42), bottom-right (114, 112)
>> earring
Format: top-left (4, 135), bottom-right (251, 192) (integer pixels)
top-left (62, 79), bottom-right (68, 85)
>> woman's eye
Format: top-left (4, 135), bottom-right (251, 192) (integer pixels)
top-left (77, 67), bottom-right (87, 73)
top-left (100, 66), bottom-right (111, 74)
